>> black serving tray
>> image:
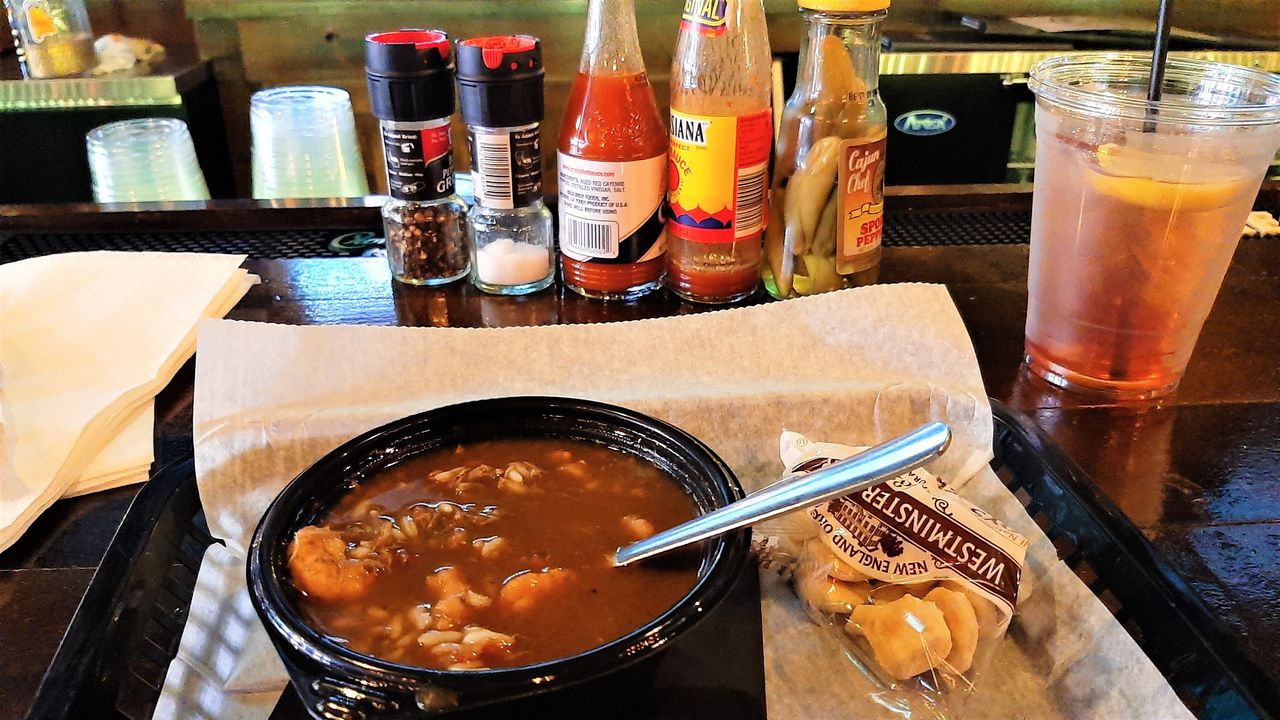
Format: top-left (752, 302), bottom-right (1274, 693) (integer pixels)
top-left (27, 402), bottom-right (1276, 720)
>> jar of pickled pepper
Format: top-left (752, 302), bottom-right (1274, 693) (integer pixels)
top-left (765, 0), bottom-right (888, 299)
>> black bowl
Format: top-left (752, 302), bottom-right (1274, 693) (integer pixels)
top-left (247, 397), bottom-right (751, 718)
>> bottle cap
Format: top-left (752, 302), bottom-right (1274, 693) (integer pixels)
top-left (798, 0), bottom-right (889, 12)
top-left (365, 29), bottom-right (455, 122)
top-left (456, 35), bottom-right (545, 128)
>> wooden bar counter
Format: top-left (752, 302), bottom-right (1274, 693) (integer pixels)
top-left (1, 185), bottom-right (1278, 718)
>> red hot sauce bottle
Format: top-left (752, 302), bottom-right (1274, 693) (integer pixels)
top-left (665, 0), bottom-right (773, 304)
top-left (557, 0), bottom-right (669, 300)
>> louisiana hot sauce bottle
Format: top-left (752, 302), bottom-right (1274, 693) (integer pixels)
top-left (557, 0), bottom-right (668, 300)
top-left (666, 0), bottom-right (773, 304)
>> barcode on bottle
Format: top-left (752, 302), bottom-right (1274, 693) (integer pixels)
top-left (734, 162), bottom-right (768, 237)
top-left (561, 215), bottom-right (619, 259)
top-left (475, 133), bottom-right (513, 209)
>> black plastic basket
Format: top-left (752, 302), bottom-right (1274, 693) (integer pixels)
top-left (991, 406), bottom-right (1276, 719)
top-left (27, 402), bottom-right (1275, 720)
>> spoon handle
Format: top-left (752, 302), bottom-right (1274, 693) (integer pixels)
top-left (612, 422), bottom-right (952, 567)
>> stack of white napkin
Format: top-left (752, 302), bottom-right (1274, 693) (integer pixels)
top-left (0, 251), bottom-right (257, 553)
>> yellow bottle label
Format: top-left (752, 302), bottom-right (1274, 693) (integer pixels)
top-left (681, 0), bottom-right (729, 36)
top-left (837, 134), bottom-right (886, 264)
top-left (667, 109), bottom-right (771, 244)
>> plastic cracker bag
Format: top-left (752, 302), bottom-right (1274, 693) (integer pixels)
top-left (759, 431), bottom-right (1030, 718)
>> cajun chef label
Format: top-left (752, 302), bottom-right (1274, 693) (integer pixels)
top-left (781, 431), bottom-right (1028, 619)
top-left (837, 133), bottom-right (886, 265)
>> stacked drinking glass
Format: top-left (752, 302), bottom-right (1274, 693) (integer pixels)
top-left (86, 118), bottom-right (211, 203)
top-left (250, 86), bottom-right (370, 199)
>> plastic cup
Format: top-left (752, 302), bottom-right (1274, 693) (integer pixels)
top-left (1025, 54), bottom-right (1280, 400)
top-left (250, 86), bottom-right (370, 199)
top-left (86, 118), bottom-right (211, 203)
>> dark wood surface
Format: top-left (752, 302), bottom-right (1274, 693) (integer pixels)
top-left (1, 194), bottom-right (1279, 718)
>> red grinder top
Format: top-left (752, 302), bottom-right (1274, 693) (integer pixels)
top-left (456, 35), bottom-right (544, 128)
top-left (365, 29), bottom-right (454, 122)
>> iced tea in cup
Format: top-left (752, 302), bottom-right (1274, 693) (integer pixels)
top-left (1025, 54), bottom-right (1280, 400)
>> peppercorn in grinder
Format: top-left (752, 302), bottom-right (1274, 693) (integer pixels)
top-left (366, 29), bottom-right (470, 285)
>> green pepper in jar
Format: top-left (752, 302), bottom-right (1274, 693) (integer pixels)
top-left (783, 135), bottom-right (841, 255)
top-left (765, 188), bottom-right (794, 296)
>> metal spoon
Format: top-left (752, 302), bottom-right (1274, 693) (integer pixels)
top-left (612, 422), bottom-right (952, 567)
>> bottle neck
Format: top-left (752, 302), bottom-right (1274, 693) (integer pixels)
top-left (671, 0), bottom-right (773, 110)
top-left (797, 9), bottom-right (885, 94)
top-left (580, 0), bottom-right (646, 75)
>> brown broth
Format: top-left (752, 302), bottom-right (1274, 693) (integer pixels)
top-left (288, 438), bottom-right (700, 670)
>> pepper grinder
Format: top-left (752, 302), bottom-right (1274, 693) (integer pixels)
top-left (365, 29), bottom-right (470, 286)
top-left (456, 36), bottom-right (555, 295)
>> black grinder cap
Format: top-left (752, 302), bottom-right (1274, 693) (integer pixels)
top-left (456, 35), bottom-right (544, 128)
top-left (365, 29), bottom-right (454, 122)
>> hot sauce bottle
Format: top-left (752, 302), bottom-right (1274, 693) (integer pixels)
top-left (558, 0), bottom-right (669, 300)
top-left (666, 0), bottom-right (773, 304)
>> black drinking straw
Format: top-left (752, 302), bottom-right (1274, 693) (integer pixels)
top-left (1145, 0), bottom-right (1175, 131)
top-left (1112, 0), bottom-right (1174, 382)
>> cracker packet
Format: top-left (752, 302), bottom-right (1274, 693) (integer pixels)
top-left (757, 431), bottom-right (1030, 717)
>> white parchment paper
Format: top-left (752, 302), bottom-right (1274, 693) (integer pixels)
top-left (163, 284), bottom-right (1189, 718)
top-left (193, 285), bottom-right (990, 557)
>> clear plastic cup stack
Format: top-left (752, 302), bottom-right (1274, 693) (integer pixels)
top-left (85, 118), bottom-right (211, 203)
top-left (250, 85), bottom-right (371, 200)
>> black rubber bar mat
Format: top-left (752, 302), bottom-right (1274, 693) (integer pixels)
top-left (0, 210), bottom-right (1034, 265)
top-left (5, 196), bottom-right (1277, 264)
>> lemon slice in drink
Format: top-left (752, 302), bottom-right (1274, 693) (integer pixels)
top-left (1088, 172), bottom-right (1244, 212)
top-left (1089, 145), bottom-right (1244, 212)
